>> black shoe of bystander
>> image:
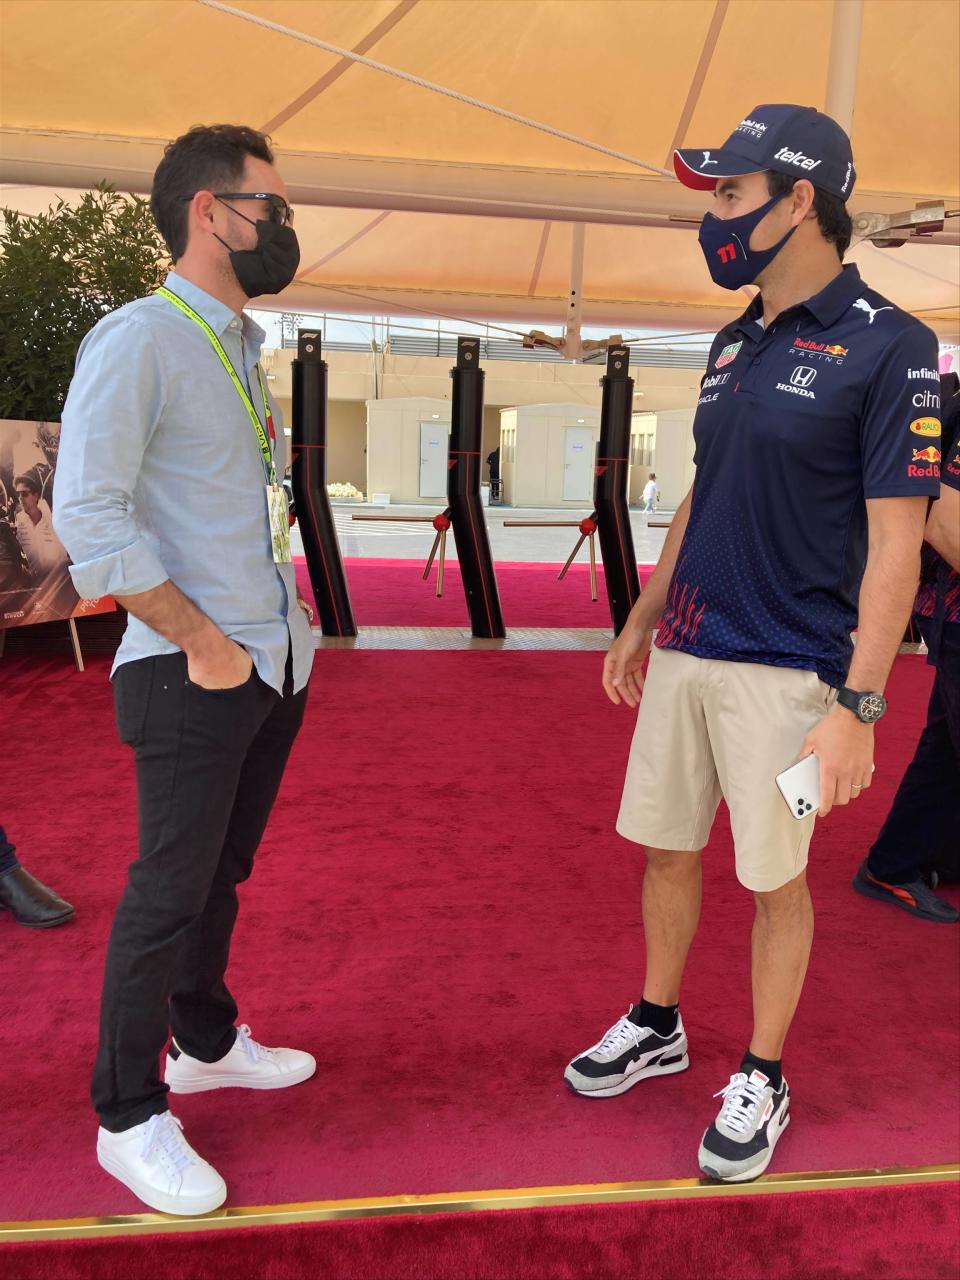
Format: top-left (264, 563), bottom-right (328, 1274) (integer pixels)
top-left (852, 859), bottom-right (959, 924)
top-left (0, 866), bottom-right (76, 928)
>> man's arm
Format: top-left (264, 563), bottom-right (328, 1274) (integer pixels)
top-left (54, 314), bottom-right (249, 689)
top-left (113, 582), bottom-right (252, 688)
top-left (602, 482), bottom-right (694, 706)
top-left (846, 497), bottom-right (928, 690)
top-left (802, 496), bottom-right (927, 814)
top-left (924, 483), bottom-right (960, 573)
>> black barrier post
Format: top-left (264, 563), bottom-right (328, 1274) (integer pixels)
top-left (447, 337), bottom-right (505, 638)
top-left (291, 330), bottom-right (357, 637)
top-left (595, 344), bottom-right (641, 634)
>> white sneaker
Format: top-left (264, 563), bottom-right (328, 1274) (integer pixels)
top-left (565, 1007), bottom-right (689, 1098)
top-left (97, 1113), bottom-right (227, 1216)
top-left (165, 1023), bottom-right (317, 1094)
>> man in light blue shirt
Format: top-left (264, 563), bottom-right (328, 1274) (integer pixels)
top-left (55, 124), bottom-right (318, 1217)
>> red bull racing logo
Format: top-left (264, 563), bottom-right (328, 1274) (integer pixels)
top-left (792, 337), bottom-right (849, 363)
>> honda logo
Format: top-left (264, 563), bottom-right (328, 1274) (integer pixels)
top-left (790, 366), bottom-right (817, 388)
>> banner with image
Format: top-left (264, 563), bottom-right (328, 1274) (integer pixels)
top-left (0, 419), bottom-right (114, 629)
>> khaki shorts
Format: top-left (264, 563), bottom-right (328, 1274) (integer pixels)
top-left (616, 646), bottom-right (838, 892)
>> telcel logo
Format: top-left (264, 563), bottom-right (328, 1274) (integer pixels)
top-left (774, 147), bottom-right (821, 171)
top-left (909, 417), bottom-right (941, 437)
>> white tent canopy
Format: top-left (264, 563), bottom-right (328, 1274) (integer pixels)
top-left (1, 0), bottom-right (958, 341)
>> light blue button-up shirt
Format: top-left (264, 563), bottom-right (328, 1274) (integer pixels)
top-left (54, 272), bottom-right (313, 694)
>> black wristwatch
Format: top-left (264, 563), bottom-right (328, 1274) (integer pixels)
top-left (837, 687), bottom-right (888, 724)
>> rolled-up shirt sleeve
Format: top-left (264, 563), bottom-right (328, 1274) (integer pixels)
top-left (53, 313), bottom-right (170, 599)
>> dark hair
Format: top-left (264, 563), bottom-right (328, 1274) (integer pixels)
top-left (151, 124), bottom-right (275, 261)
top-left (766, 170), bottom-right (852, 259)
top-left (14, 474), bottom-right (40, 496)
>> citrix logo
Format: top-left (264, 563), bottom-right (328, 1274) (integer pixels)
top-left (774, 147), bottom-right (821, 172)
top-left (911, 390), bottom-right (940, 410)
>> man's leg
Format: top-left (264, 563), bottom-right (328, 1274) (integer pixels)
top-left (565, 649), bottom-right (717, 1098)
top-left (749, 869), bottom-right (814, 1060)
top-left (92, 654), bottom-right (273, 1133)
top-left (168, 679), bottom-right (309, 1061)
top-left (865, 674), bottom-right (956, 884)
top-left (696, 661), bottom-right (824, 1181)
top-left (641, 848), bottom-right (703, 1006)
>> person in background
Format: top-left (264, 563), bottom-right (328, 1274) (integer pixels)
top-left (853, 385), bottom-right (960, 922)
top-left (13, 472), bottom-right (69, 578)
top-left (642, 473), bottom-right (659, 513)
top-left (0, 825), bottom-right (75, 928)
top-left (487, 445), bottom-right (501, 483)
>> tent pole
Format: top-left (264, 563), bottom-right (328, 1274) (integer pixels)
top-left (825, 0), bottom-right (864, 131)
top-left (564, 223), bottom-right (585, 361)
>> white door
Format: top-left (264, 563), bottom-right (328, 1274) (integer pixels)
top-left (562, 426), bottom-right (594, 501)
top-left (419, 422), bottom-right (449, 498)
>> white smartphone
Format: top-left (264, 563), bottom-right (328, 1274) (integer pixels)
top-left (775, 754), bottom-right (821, 820)
top-left (776, 755), bottom-right (876, 819)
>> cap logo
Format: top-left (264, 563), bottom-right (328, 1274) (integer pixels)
top-left (700, 150), bottom-right (718, 168)
top-left (774, 147), bottom-right (821, 171)
top-left (841, 161), bottom-right (853, 193)
top-left (737, 117), bottom-right (767, 138)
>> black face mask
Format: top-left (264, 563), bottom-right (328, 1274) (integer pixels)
top-left (215, 208), bottom-right (300, 298)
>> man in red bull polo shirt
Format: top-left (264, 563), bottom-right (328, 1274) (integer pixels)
top-left (564, 105), bottom-right (941, 1181)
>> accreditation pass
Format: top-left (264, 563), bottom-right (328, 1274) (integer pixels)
top-left (267, 482), bottom-right (292, 563)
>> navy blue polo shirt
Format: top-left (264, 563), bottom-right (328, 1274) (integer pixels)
top-left (655, 264), bottom-right (942, 688)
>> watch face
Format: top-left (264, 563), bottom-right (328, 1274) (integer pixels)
top-left (859, 693), bottom-right (887, 722)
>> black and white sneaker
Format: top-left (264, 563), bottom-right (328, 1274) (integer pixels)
top-left (698, 1069), bottom-right (790, 1182)
top-left (564, 1007), bottom-right (689, 1098)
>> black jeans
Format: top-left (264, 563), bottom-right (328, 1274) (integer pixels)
top-left (867, 620), bottom-right (960, 885)
top-left (92, 650), bottom-right (308, 1132)
top-left (0, 827), bottom-right (18, 875)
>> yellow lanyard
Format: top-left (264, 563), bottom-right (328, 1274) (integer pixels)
top-left (156, 286), bottom-right (277, 485)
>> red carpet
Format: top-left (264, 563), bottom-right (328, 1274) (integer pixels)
top-left (4, 1183), bottom-right (958, 1279)
top-left (295, 558), bottom-right (656, 627)
top-left (0, 651), bottom-right (957, 1225)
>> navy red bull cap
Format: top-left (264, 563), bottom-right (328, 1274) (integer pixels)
top-left (674, 104), bottom-right (856, 201)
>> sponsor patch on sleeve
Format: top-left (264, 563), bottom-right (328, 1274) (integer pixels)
top-left (909, 417), bottom-right (941, 438)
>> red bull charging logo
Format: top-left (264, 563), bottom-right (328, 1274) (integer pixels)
top-left (908, 445), bottom-right (941, 477)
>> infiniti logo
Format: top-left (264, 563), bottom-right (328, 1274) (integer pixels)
top-left (790, 366), bottom-right (817, 388)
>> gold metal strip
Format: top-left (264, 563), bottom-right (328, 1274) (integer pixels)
top-left (2, 1164), bottom-right (956, 1244)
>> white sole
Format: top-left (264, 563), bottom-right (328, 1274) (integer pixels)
top-left (165, 1059), bottom-right (317, 1094)
top-left (699, 1110), bottom-right (790, 1183)
top-left (97, 1147), bottom-right (227, 1217)
top-left (566, 1051), bottom-right (690, 1099)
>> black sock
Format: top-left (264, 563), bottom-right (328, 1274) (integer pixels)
top-left (630, 999), bottom-right (679, 1037)
top-left (741, 1050), bottom-right (782, 1091)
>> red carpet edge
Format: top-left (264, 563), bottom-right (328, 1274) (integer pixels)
top-left (2, 1163), bottom-right (957, 1242)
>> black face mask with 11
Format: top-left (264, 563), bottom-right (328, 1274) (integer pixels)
top-left (214, 203), bottom-right (300, 298)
